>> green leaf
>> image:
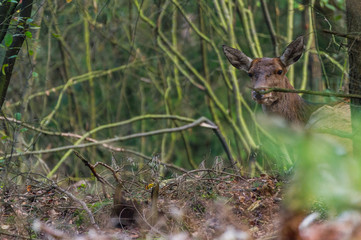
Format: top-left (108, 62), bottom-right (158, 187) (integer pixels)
top-left (334, 15), bottom-right (342, 21)
top-left (4, 33), bottom-right (13, 47)
top-left (325, 3), bottom-right (336, 11)
top-left (1, 135), bottom-right (8, 140)
top-left (32, 72), bottom-right (38, 78)
top-left (30, 22), bottom-right (40, 30)
top-left (26, 18), bottom-right (33, 24)
top-left (28, 49), bottom-right (34, 55)
top-left (20, 128), bottom-right (28, 133)
top-left (2, 64), bottom-right (8, 75)
top-left (25, 31), bottom-right (32, 38)
top-left (296, 3), bottom-right (305, 11)
top-left (14, 112), bottom-right (21, 120)
top-left (52, 33), bottom-right (60, 38)
top-left (30, 22), bottom-right (40, 27)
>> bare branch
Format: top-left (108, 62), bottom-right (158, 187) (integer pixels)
top-left (323, 29), bottom-right (361, 41)
top-left (73, 151), bottom-right (115, 190)
top-left (253, 87), bottom-right (361, 99)
top-left (1, 117), bottom-right (234, 167)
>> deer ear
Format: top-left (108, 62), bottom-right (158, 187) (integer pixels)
top-left (222, 45), bottom-right (252, 72)
top-left (280, 36), bottom-right (304, 68)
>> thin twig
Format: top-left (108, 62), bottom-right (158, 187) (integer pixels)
top-left (169, 0), bottom-right (233, 90)
top-left (0, 114), bottom-right (196, 169)
top-left (6, 62), bottom-right (142, 108)
top-left (93, 161), bottom-right (122, 183)
top-left (151, 15), bottom-right (252, 155)
top-left (51, 181), bottom-right (100, 230)
top-left (180, 168), bottom-right (246, 181)
top-left (0, 231), bottom-right (30, 239)
top-left (206, 119), bottom-right (236, 168)
top-left (2, 118), bottom-right (233, 168)
top-left (323, 29), bottom-right (361, 41)
top-left (260, 0), bottom-right (279, 56)
top-left (253, 87), bottom-right (361, 99)
top-left (73, 151), bottom-right (115, 190)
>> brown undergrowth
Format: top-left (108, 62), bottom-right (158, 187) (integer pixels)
top-left (0, 157), bottom-right (282, 239)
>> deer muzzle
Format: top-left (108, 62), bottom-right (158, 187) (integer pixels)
top-left (252, 88), bottom-right (276, 105)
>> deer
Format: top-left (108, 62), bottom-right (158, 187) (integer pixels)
top-left (223, 38), bottom-right (354, 240)
top-left (222, 36), bottom-right (321, 125)
top-left (223, 36), bottom-right (352, 151)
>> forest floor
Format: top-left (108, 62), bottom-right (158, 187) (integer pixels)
top-left (3, 161), bottom-right (361, 240)
top-left (3, 169), bottom-right (361, 240)
top-left (0, 172), bottom-right (282, 240)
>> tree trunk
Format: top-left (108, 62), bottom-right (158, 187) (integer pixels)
top-left (0, 0), bottom-right (33, 109)
top-left (346, 0), bottom-right (361, 158)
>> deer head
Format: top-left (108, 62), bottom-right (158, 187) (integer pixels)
top-left (222, 36), bottom-right (304, 106)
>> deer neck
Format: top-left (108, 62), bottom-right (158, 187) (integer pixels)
top-left (261, 78), bottom-right (313, 125)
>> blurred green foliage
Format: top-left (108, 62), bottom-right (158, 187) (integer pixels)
top-left (260, 113), bottom-right (358, 214)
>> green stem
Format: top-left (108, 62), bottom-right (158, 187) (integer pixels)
top-left (44, 114), bottom-right (194, 177)
top-left (300, 0), bottom-right (315, 91)
top-left (213, 0), bottom-right (227, 32)
top-left (8, 63), bottom-right (140, 109)
top-left (260, 0), bottom-right (279, 56)
top-left (310, 50), bottom-right (348, 76)
top-left (199, 0), bottom-right (235, 162)
top-left (34, 117), bottom-right (218, 177)
top-left (287, 0), bottom-right (295, 85)
top-left (245, 8), bottom-right (263, 57)
top-left (158, 3), bottom-right (195, 169)
top-left (224, 1), bottom-right (257, 153)
top-left (311, 5), bottom-right (329, 89)
top-left (84, 12), bottom-right (96, 159)
top-left (171, 9), bottom-right (182, 101)
top-left (236, 0), bottom-right (260, 58)
top-left (135, 0), bottom-right (253, 167)
top-left (170, 0), bottom-right (233, 90)
top-left (157, 37), bottom-right (251, 158)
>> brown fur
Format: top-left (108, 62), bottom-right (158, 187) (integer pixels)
top-left (249, 58), bottom-right (318, 125)
top-left (223, 37), bottom-right (330, 125)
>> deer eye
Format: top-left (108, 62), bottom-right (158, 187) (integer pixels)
top-left (248, 72), bottom-right (253, 77)
top-left (277, 70), bottom-right (283, 75)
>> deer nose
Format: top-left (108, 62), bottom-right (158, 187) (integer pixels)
top-left (252, 88), bottom-right (267, 100)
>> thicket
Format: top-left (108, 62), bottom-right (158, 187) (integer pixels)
top-left (0, 0), bottom-right (349, 175)
top-left (1, 0), bottom-right (358, 238)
